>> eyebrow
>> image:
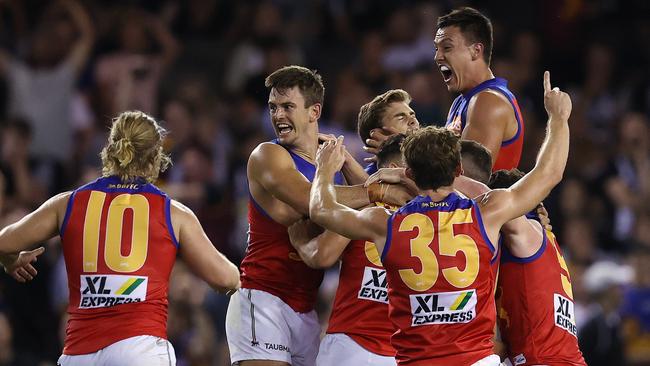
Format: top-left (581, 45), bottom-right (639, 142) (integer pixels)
top-left (433, 37), bottom-right (453, 46)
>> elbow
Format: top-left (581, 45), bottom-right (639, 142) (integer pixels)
top-left (209, 263), bottom-right (240, 292)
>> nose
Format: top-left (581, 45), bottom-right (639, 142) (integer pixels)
top-left (272, 106), bottom-right (286, 119)
top-left (434, 48), bottom-right (443, 62)
top-left (409, 116), bottom-right (420, 129)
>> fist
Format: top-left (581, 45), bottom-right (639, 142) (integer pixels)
top-left (316, 136), bottom-right (346, 173)
top-left (543, 71), bottom-right (572, 121)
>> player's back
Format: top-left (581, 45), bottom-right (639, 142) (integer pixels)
top-left (241, 140), bottom-right (343, 312)
top-left (381, 193), bottom-right (499, 365)
top-left (327, 204), bottom-right (397, 356)
top-left (446, 77), bottom-right (524, 171)
top-left (498, 215), bottom-right (586, 366)
top-left (60, 175), bottom-right (178, 355)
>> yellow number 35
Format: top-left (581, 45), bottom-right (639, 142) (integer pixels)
top-left (398, 209), bottom-right (480, 292)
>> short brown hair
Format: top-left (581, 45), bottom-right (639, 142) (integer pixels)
top-left (437, 7), bottom-right (493, 65)
top-left (377, 133), bottom-right (406, 168)
top-left (461, 140), bottom-right (492, 184)
top-left (101, 111), bottom-right (171, 183)
top-left (488, 168), bottom-right (525, 189)
top-left (402, 126), bottom-right (460, 190)
top-left (357, 89), bottom-right (411, 145)
top-left (265, 65), bottom-right (324, 108)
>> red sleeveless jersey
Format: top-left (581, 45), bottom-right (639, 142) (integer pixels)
top-left (240, 142), bottom-right (343, 312)
top-left (381, 193), bottom-right (499, 365)
top-left (446, 77), bottom-right (524, 171)
top-left (498, 222), bottom-right (586, 366)
top-left (60, 176), bottom-right (178, 355)
top-left (327, 206), bottom-right (397, 356)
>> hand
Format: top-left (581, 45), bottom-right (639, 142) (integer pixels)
top-left (382, 183), bottom-right (415, 207)
top-left (362, 127), bottom-right (400, 162)
top-left (2, 247), bottom-right (45, 283)
top-left (316, 136), bottom-right (346, 175)
top-left (288, 219), bottom-right (323, 248)
top-left (366, 168), bottom-right (419, 195)
top-left (536, 204), bottom-right (553, 231)
top-left (543, 71), bottom-right (572, 122)
top-left (318, 133), bottom-right (337, 144)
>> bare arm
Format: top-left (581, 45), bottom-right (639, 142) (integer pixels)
top-left (464, 91), bottom-right (516, 168)
top-left (340, 149), bottom-right (369, 185)
top-left (0, 192), bottom-right (69, 255)
top-left (480, 72), bottom-right (571, 230)
top-left (61, 0), bottom-right (95, 73)
top-left (248, 143), bottom-right (371, 217)
top-left (309, 138), bottom-right (390, 253)
top-left (288, 220), bottom-right (351, 269)
top-left (0, 192), bottom-right (69, 281)
top-left (172, 200), bottom-right (240, 292)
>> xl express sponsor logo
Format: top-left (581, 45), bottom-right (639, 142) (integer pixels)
top-left (410, 289), bottom-right (477, 326)
top-left (79, 274), bottom-right (148, 309)
top-left (554, 293), bottom-right (577, 337)
top-left (358, 266), bottom-right (388, 304)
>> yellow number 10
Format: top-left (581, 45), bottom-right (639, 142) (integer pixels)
top-left (83, 191), bottom-right (150, 273)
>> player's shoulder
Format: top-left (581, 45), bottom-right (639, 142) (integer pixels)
top-left (248, 141), bottom-right (296, 173)
top-left (467, 90), bottom-right (514, 121)
top-left (471, 89), bottom-right (511, 109)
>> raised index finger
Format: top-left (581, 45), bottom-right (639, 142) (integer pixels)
top-left (543, 71), bottom-right (551, 93)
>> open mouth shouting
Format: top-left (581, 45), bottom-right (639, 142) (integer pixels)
top-left (275, 122), bottom-right (294, 137)
top-left (439, 64), bottom-right (454, 83)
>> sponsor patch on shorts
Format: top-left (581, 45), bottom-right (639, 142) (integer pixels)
top-left (554, 293), bottom-right (577, 337)
top-left (358, 266), bottom-right (388, 304)
top-left (79, 274), bottom-right (148, 309)
top-left (513, 353), bottom-right (526, 365)
top-left (409, 289), bottom-right (477, 326)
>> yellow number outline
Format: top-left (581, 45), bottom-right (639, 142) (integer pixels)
top-left (83, 191), bottom-right (150, 273)
top-left (397, 209), bottom-right (480, 291)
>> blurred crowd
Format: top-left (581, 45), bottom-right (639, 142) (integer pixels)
top-left (0, 0), bottom-right (649, 365)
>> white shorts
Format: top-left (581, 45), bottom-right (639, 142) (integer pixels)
top-left (226, 288), bottom-right (320, 365)
top-left (472, 354), bottom-right (502, 366)
top-left (316, 333), bottom-right (396, 366)
top-left (57, 335), bottom-right (176, 366)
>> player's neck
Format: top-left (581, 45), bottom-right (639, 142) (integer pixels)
top-left (423, 185), bottom-right (456, 202)
top-left (289, 129), bottom-right (319, 163)
top-left (460, 67), bottom-right (495, 94)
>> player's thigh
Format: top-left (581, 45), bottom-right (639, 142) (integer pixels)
top-left (316, 333), bottom-right (396, 366)
top-left (57, 335), bottom-right (176, 366)
top-left (226, 288), bottom-right (292, 364)
top-left (288, 309), bottom-right (320, 366)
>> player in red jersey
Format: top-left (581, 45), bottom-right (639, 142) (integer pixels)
top-left (436, 7), bottom-right (524, 171)
top-left (288, 134), bottom-right (409, 366)
top-left (488, 169), bottom-right (586, 366)
top-left (306, 72), bottom-right (571, 365)
top-left (225, 66), bottom-right (409, 366)
top-left (0, 111), bottom-right (240, 365)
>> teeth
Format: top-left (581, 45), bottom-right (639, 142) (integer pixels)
top-left (277, 123), bottom-right (291, 129)
top-left (440, 65), bottom-right (450, 72)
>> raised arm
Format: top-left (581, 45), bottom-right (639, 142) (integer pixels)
top-left (480, 71), bottom-right (571, 229)
top-left (171, 200), bottom-right (240, 293)
top-left (288, 219), bottom-right (351, 269)
top-left (464, 91), bottom-right (515, 167)
top-left (60, 0), bottom-right (95, 73)
top-left (309, 138), bottom-right (390, 253)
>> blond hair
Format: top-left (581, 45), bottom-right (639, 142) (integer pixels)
top-left (101, 111), bottom-right (171, 183)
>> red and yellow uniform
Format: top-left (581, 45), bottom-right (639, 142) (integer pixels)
top-left (327, 233), bottom-right (396, 356)
top-left (60, 176), bottom-right (178, 355)
top-left (498, 219), bottom-right (586, 366)
top-left (381, 193), bottom-right (499, 365)
top-left (240, 141), bottom-right (344, 312)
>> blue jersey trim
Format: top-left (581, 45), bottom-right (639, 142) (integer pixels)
top-left (249, 193), bottom-right (275, 222)
top-left (365, 162), bottom-right (378, 175)
top-left (59, 190), bottom-right (77, 239)
top-left (473, 202), bottom-right (498, 255)
top-left (380, 213), bottom-right (395, 263)
top-left (501, 220), bottom-right (547, 264)
top-left (165, 197), bottom-right (180, 249)
top-left (77, 176), bottom-right (166, 195)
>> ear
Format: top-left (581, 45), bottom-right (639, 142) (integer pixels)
top-left (310, 103), bottom-right (322, 122)
top-left (455, 162), bottom-right (463, 177)
top-left (388, 162), bottom-right (399, 168)
top-left (470, 43), bottom-right (484, 62)
top-left (405, 167), bottom-right (414, 180)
